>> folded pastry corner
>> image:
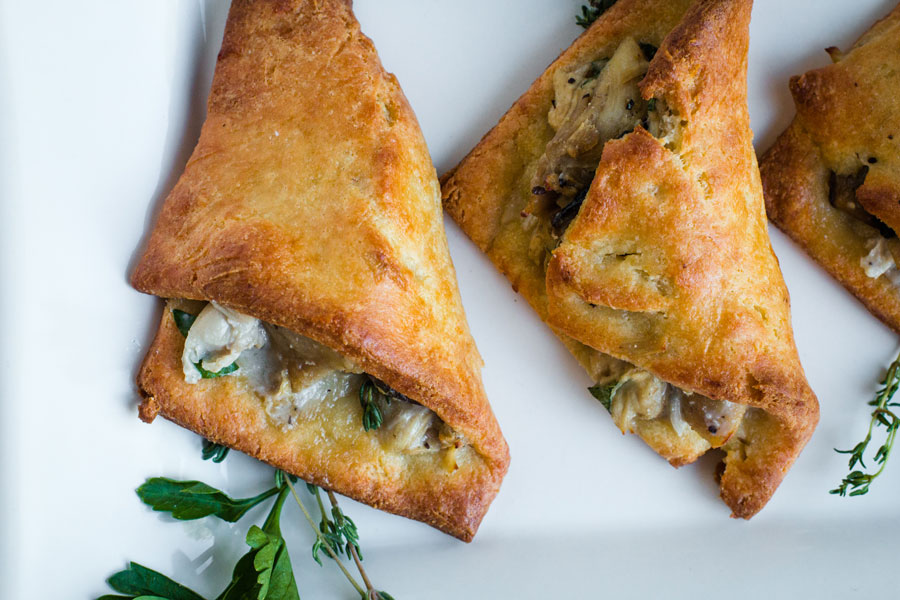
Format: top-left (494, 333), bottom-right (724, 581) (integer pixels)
top-left (760, 2), bottom-right (900, 333)
top-left (442, 0), bottom-right (818, 517)
top-left (132, 0), bottom-right (508, 541)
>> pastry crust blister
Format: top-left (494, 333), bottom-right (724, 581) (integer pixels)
top-left (761, 3), bottom-right (900, 333)
top-left (132, 0), bottom-right (508, 541)
top-left (442, 0), bottom-right (818, 517)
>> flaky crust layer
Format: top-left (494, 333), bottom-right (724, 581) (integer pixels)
top-left (761, 3), bottom-right (900, 334)
top-left (442, 0), bottom-right (817, 518)
top-left (131, 0), bottom-right (508, 540)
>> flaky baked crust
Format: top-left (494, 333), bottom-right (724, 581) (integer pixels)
top-left (761, 3), bottom-right (900, 334)
top-left (442, 0), bottom-right (818, 518)
top-left (131, 0), bottom-right (508, 541)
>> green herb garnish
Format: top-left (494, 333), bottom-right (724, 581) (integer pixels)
top-left (99, 561), bottom-right (206, 600)
top-left (172, 309), bottom-right (197, 337)
top-left (647, 97), bottom-right (657, 112)
top-left (201, 438), bottom-right (230, 463)
top-left (588, 379), bottom-right (623, 412)
top-left (99, 464), bottom-right (394, 600)
top-left (308, 484), bottom-right (362, 565)
top-left (136, 477), bottom-right (280, 522)
top-left (576, 0), bottom-right (618, 29)
top-left (216, 487), bottom-right (299, 600)
top-left (831, 350), bottom-right (900, 497)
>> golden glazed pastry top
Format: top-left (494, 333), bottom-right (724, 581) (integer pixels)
top-left (132, 0), bottom-right (508, 541)
top-left (443, 0), bottom-right (818, 518)
top-left (788, 10), bottom-right (900, 232)
top-left (762, 2), bottom-right (900, 334)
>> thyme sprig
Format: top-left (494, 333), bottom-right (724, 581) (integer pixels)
top-left (358, 375), bottom-right (410, 431)
top-left (575, 0), bottom-right (617, 29)
top-left (831, 350), bottom-right (900, 497)
top-left (284, 478), bottom-right (394, 600)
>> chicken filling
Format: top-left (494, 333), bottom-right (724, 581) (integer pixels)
top-left (176, 301), bottom-right (465, 455)
top-left (828, 167), bottom-right (900, 283)
top-left (590, 364), bottom-right (746, 447)
top-left (528, 38), bottom-right (743, 447)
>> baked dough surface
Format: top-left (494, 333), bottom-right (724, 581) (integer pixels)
top-left (132, 0), bottom-right (508, 541)
top-left (442, 0), bottom-right (818, 518)
top-left (761, 3), bottom-right (900, 333)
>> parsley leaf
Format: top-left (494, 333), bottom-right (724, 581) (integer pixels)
top-left (99, 562), bottom-right (207, 600)
top-left (136, 477), bottom-right (279, 522)
top-left (218, 488), bottom-right (300, 600)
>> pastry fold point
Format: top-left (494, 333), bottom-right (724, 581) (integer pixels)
top-left (761, 3), bottom-right (900, 334)
top-left (131, 0), bottom-right (508, 541)
top-left (442, 0), bottom-right (817, 518)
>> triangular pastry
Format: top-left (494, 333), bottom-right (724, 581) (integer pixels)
top-left (132, 0), bottom-right (508, 541)
top-left (761, 3), bottom-right (900, 333)
top-left (441, 0), bottom-right (818, 517)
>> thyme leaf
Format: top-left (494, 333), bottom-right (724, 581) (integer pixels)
top-left (831, 350), bottom-right (900, 497)
top-left (358, 375), bottom-right (409, 431)
top-left (201, 438), bottom-right (230, 463)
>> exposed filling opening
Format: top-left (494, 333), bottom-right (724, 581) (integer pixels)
top-left (827, 166), bottom-right (900, 283)
top-left (174, 301), bottom-right (466, 456)
top-left (524, 38), bottom-right (743, 450)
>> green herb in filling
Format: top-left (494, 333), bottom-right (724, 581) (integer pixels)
top-left (195, 360), bottom-right (239, 379)
top-left (172, 308), bottom-right (197, 337)
top-left (171, 308), bottom-right (241, 378)
top-left (589, 379), bottom-right (624, 412)
top-left (576, 0), bottom-right (618, 29)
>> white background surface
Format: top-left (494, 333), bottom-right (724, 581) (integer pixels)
top-left (1, 0), bottom-right (899, 598)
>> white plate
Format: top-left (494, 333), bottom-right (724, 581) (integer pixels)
top-left (2, 1), bottom-right (899, 597)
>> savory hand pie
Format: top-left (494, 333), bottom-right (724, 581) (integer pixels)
top-left (761, 3), bottom-right (900, 333)
top-left (441, 0), bottom-right (818, 517)
top-left (131, 0), bottom-right (509, 542)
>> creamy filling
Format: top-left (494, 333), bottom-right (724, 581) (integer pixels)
top-left (828, 167), bottom-right (900, 283)
top-left (177, 301), bottom-right (465, 454)
top-left (594, 366), bottom-right (745, 446)
top-left (529, 39), bottom-right (743, 447)
top-left (862, 237), bottom-right (896, 278)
